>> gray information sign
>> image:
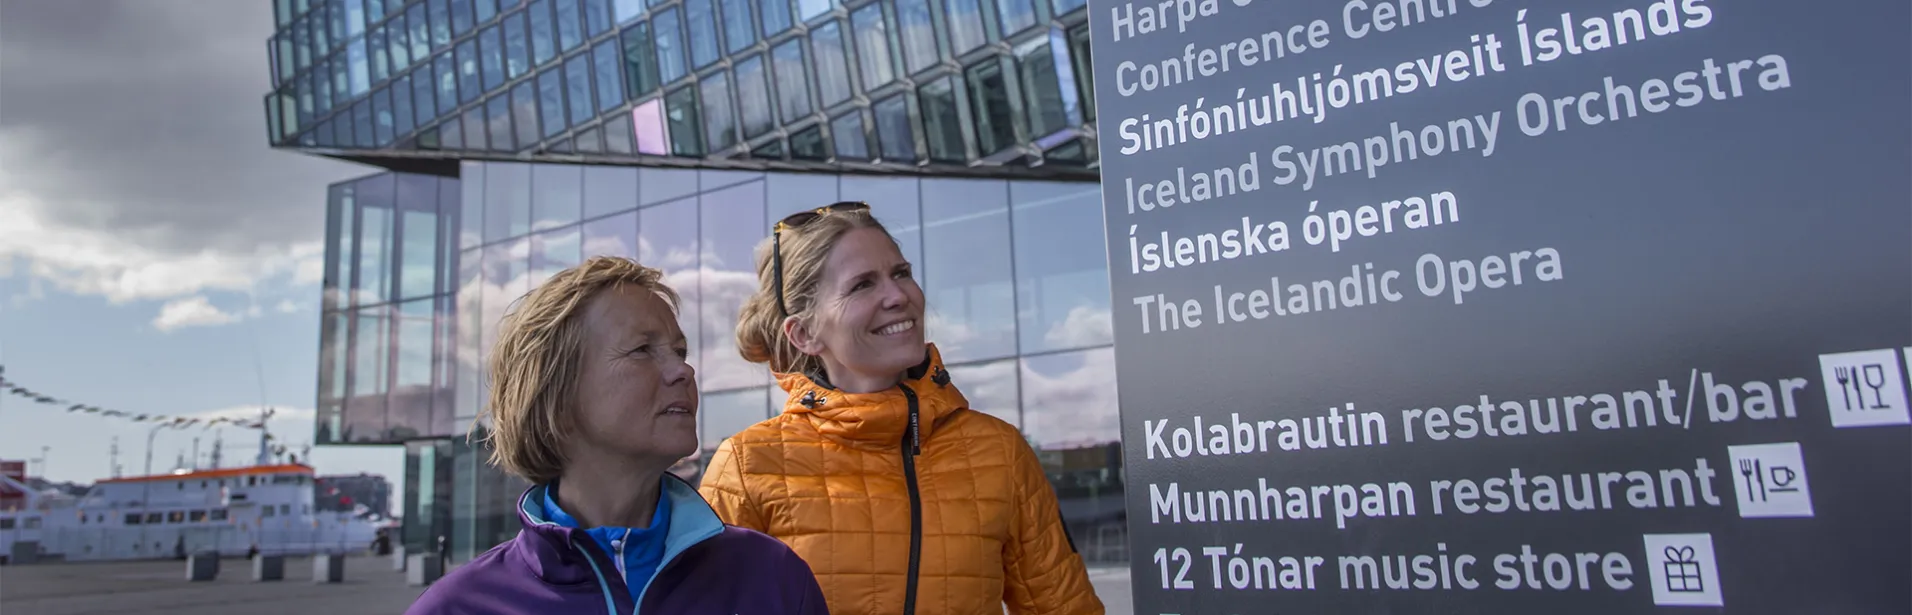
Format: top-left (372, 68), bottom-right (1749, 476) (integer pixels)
top-left (1086, 0), bottom-right (1910, 612)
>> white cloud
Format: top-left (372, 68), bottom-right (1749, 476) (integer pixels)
top-left (275, 299), bottom-right (300, 314)
top-left (1043, 305), bottom-right (1113, 349)
top-left (152, 295), bottom-right (240, 332)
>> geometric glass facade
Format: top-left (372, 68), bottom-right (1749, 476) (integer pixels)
top-left (266, 0), bottom-right (1098, 173)
top-left (316, 164), bottom-right (1127, 566)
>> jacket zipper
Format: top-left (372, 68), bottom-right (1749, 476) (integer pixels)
top-left (899, 383), bottom-right (923, 615)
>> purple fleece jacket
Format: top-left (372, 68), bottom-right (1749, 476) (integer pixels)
top-left (405, 474), bottom-right (828, 615)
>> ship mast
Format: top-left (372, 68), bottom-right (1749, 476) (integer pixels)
top-left (255, 406), bottom-right (271, 466)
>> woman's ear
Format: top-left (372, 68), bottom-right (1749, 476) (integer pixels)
top-left (783, 314), bottom-right (825, 355)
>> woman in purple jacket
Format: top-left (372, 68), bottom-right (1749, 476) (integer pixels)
top-left (408, 256), bottom-right (828, 615)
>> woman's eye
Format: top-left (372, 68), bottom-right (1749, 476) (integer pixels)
top-left (852, 280), bottom-right (873, 292)
top-left (674, 347), bottom-right (690, 359)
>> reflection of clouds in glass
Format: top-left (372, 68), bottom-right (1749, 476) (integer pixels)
top-left (1042, 305), bottom-right (1111, 350)
top-left (581, 231), bottom-right (633, 260)
top-left (1021, 348), bottom-right (1119, 449)
top-left (948, 359), bottom-right (1019, 427)
top-left (669, 266), bottom-right (770, 391)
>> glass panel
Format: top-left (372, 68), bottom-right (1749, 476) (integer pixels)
top-left (457, 39), bottom-right (482, 103)
top-left (698, 182), bottom-right (767, 390)
top-left (944, 0), bottom-right (985, 53)
top-left (577, 126), bottom-right (605, 154)
top-left (641, 167), bottom-right (699, 204)
top-left (388, 13), bottom-right (412, 71)
top-left (771, 40), bottom-right (811, 122)
top-left (452, 0), bottom-right (475, 35)
top-left (796, 0), bottom-right (828, 21)
top-left (531, 226), bottom-right (582, 284)
top-left (996, 0), bottom-right (1035, 35)
top-left (664, 87), bottom-right (704, 156)
top-left (461, 162), bottom-right (486, 249)
top-left (386, 77), bottom-right (412, 138)
top-left (810, 21), bottom-right (850, 106)
top-left (735, 56), bottom-right (772, 138)
top-left (538, 68), bottom-right (567, 137)
top-left (529, 0), bottom-right (556, 64)
top-left (359, 181), bottom-right (396, 304)
top-left (831, 112), bottom-right (867, 160)
top-left (1010, 181), bottom-right (1109, 352)
top-left (480, 238), bottom-right (529, 413)
top-left (605, 113), bottom-right (634, 154)
top-left (370, 27), bottom-right (391, 83)
top-left (409, 3), bottom-right (432, 58)
top-left (851, 3), bottom-right (894, 89)
top-left (622, 22), bottom-right (660, 97)
top-left (700, 72), bottom-right (736, 152)
top-left (873, 94), bottom-right (913, 161)
top-left (653, 9), bottom-right (686, 83)
top-left (580, 0), bottom-right (610, 35)
top-left (919, 76), bottom-right (964, 162)
top-left (719, 0), bottom-right (753, 53)
top-left (347, 0), bottom-right (368, 37)
top-left (355, 99), bottom-right (377, 146)
top-left (512, 81), bottom-right (541, 146)
top-left (965, 59), bottom-right (1015, 154)
top-left (761, 0), bottom-right (791, 35)
top-left (637, 197), bottom-right (700, 365)
top-left (504, 12), bottom-right (530, 78)
top-left (838, 175), bottom-right (923, 285)
top-left (633, 98), bottom-right (669, 155)
top-left (698, 388), bottom-right (768, 472)
top-left (949, 358), bottom-right (1019, 427)
top-left (334, 59), bottom-right (351, 108)
top-left (1021, 348), bottom-right (1123, 564)
top-left (922, 177), bottom-right (1015, 361)
top-left (369, 0), bottom-right (388, 22)
top-left (1068, 25), bottom-right (1093, 122)
top-left (412, 67), bottom-right (438, 125)
top-left (582, 210), bottom-right (638, 260)
top-left (1051, 0), bottom-right (1084, 17)
top-left (556, 0), bottom-right (584, 51)
top-left (1015, 34), bottom-right (1071, 138)
top-left (464, 106), bottom-right (490, 149)
top-left (435, 53), bottom-right (458, 114)
top-left (532, 164), bottom-right (584, 230)
top-left (374, 88), bottom-right (396, 145)
top-left (332, 183), bottom-right (359, 308)
top-left (431, 0), bottom-right (454, 46)
top-left (400, 204), bottom-right (442, 302)
top-left (353, 307), bottom-right (391, 437)
top-left (487, 93), bottom-right (515, 150)
top-left (789, 124), bottom-right (826, 160)
top-left (895, 0), bottom-right (937, 74)
top-left (317, 63), bottom-right (335, 114)
top-left (441, 116), bottom-right (465, 148)
top-left (350, 38), bottom-right (372, 95)
top-left (296, 19), bottom-right (313, 71)
top-left (614, 0), bottom-right (644, 24)
top-left (476, 0), bottom-right (498, 23)
top-left (583, 166), bottom-right (637, 218)
top-left (331, 114), bottom-right (351, 148)
top-left (592, 40), bottom-right (623, 112)
top-left (684, 0), bottom-right (719, 68)
top-left (484, 162), bottom-right (532, 241)
top-left (565, 54), bottom-right (595, 127)
top-left (481, 25), bottom-right (506, 90)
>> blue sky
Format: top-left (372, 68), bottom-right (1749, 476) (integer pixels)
top-left (0, 0), bottom-right (405, 494)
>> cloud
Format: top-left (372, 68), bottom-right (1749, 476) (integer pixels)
top-left (1043, 305), bottom-right (1113, 349)
top-left (152, 295), bottom-right (241, 332)
top-left (275, 299), bottom-right (300, 314)
top-left (1019, 348), bottom-right (1122, 449)
top-left (0, 1), bottom-right (363, 312)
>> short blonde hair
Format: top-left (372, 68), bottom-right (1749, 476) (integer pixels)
top-left (477, 255), bottom-right (681, 484)
top-left (734, 207), bottom-right (893, 375)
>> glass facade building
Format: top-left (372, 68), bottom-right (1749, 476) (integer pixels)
top-left (276, 0), bottom-right (1125, 585)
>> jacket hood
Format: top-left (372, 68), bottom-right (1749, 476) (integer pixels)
top-left (510, 472), bottom-right (725, 591)
top-left (774, 343), bottom-right (969, 449)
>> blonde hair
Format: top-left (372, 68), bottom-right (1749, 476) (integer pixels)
top-left (477, 255), bottom-right (681, 484)
top-left (735, 207), bottom-right (893, 375)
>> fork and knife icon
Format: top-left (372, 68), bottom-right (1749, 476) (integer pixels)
top-left (1738, 458), bottom-right (1800, 502)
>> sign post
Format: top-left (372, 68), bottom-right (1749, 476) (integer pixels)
top-left (1085, 0), bottom-right (1911, 612)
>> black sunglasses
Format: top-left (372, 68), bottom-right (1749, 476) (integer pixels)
top-left (772, 201), bottom-right (872, 317)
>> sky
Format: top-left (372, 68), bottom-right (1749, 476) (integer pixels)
top-left (0, 0), bottom-right (406, 494)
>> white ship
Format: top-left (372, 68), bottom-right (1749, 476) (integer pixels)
top-left (0, 463), bottom-right (384, 563)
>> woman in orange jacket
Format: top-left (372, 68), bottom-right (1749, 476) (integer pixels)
top-left (700, 202), bottom-right (1105, 615)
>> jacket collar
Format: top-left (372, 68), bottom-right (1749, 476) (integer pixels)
top-left (774, 343), bottom-right (968, 449)
top-left (511, 472), bottom-right (726, 590)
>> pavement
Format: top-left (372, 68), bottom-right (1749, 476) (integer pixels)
top-left (0, 556), bottom-right (1134, 615)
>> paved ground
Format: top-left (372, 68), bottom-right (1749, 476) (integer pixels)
top-left (0, 556), bottom-right (1134, 615)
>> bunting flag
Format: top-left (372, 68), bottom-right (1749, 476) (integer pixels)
top-left (0, 365), bottom-right (277, 431)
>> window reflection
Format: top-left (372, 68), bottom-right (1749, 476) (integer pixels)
top-left (948, 359), bottom-right (1019, 427)
top-left (831, 112), bottom-right (867, 160)
top-left (944, 0), bottom-right (986, 54)
top-left (582, 210), bottom-right (638, 260)
top-left (996, 0), bottom-right (1036, 36)
top-left (371, 27), bottom-right (391, 83)
top-left (633, 98), bottom-right (669, 155)
top-left (810, 21), bottom-right (850, 106)
top-left (394, 75), bottom-right (417, 136)
top-left (605, 113), bottom-right (635, 154)
top-left (481, 26), bottom-right (506, 90)
top-left (460, 163), bottom-right (485, 249)
top-left (764, 172), bottom-right (836, 220)
top-left (504, 12), bottom-right (530, 78)
top-left (638, 197), bottom-right (701, 367)
top-left (895, 0), bottom-right (937, 75)
top-left (409, 3), bottom-right (432, 59)
top-left (374, 89), bottom-right (396, 146)
top-left (531, 226), bottom-right (581, 285)
top-left (511, 81), bottom-right (541, 148)
top-left (358, 177), bottom-right (396, 304)
top-left (919, 77), bottom-right (965, 162)
top-left (556, 0), bottom-right (584, 51)
top-left (591, 40), bottom-right (623, 113)
top-left (838, 175), bottom-right (922, 283)
top-left (698, 182), bottom-right (767, 390)
top-left (412, 67), bottom-right (438, 126)
top-left (873, 95), bottom-right (913, 162)
top-left (397, 298), bottom-right (436, 388)
top-left (483, 163), bottom-right (531, 242)
top-left (583, 166), bottom-right (637, 218)
top-left (851, 3), bottom-right (894, 89)
top-left (760, 0), bottom-right (792, 36)
top-left (486, 94), bottom-right (514, 151)
top-left (684, 0), bottom-right (720, 68)
top-left (457, 39), bottom-right (482, 103)
top-left (565, 54), bottom-right (595, 127)
top-left (789, 124), bottom-right (826, 160)
top-left (537, 68), bottom-right (566, 137)
top-left (771, 41), bottom-right (811, 122)
top-left (435, 53), bottom-right (458, 114)
top-left (400, 202), bottom-right (442, 300)
top-left (441, 117), bottom-right (465, 149)
top-left (641, 167), bottom-right (699, 205)
top-left (388, 14), bottom-right (411, 71)
top-left (431, 0), bottom-right (454, 46)
top-left (1015, 34), bottom-right (1072, 139)
top-left (529, 0), bottom-right (556, 64)
top-left (653, 9), bottom-right (686, 84)
top-left (664, 87), bottom-right (703, 156)
top-left (463, 107), bottom-right (489, 150)
top-left (795, 0), bottom-right (829, 21)
top-left (351, 307), bottom-right (392, 441)
top-left (532, 164), bottom-right (583, 230)
top-left (1067, 25), bottom-right (1093, 122)
top-left (614, 0), bottom-right (643, 23)
top-left (1020, 347), bottom-right (1125, 565)
top-left (452, 0), bottom-right (475, 35)
top-left (719, 0), bottom-right (753, 53)
top-left (921, 178), bottom-right (1016, 362)
top-left (622, 21), bottom-right (660, 97)
top-left (350, 39), bottom-right (372, 96)
top-left (735, 56), bottom-right (772, 138)
top-left (965, 59), bottom-right (1016, 155)
top-left (1011, 182), bottom-right (1109, 353)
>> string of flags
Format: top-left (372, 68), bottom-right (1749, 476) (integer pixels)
top-left (0, 365), bottom-right (276, 432)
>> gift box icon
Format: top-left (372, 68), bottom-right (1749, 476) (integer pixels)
top-left (1662, 546), bottom-right (1704, 592)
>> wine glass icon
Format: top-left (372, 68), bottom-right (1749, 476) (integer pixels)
top-left (1863, 364), bottom-right (1889, 409)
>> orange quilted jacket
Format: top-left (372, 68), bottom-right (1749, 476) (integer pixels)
top-left (699, 344), bottom-right (1104, 615)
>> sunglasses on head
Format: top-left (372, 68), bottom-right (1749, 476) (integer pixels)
top-left (772, 201), bottom-right (871, 318)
